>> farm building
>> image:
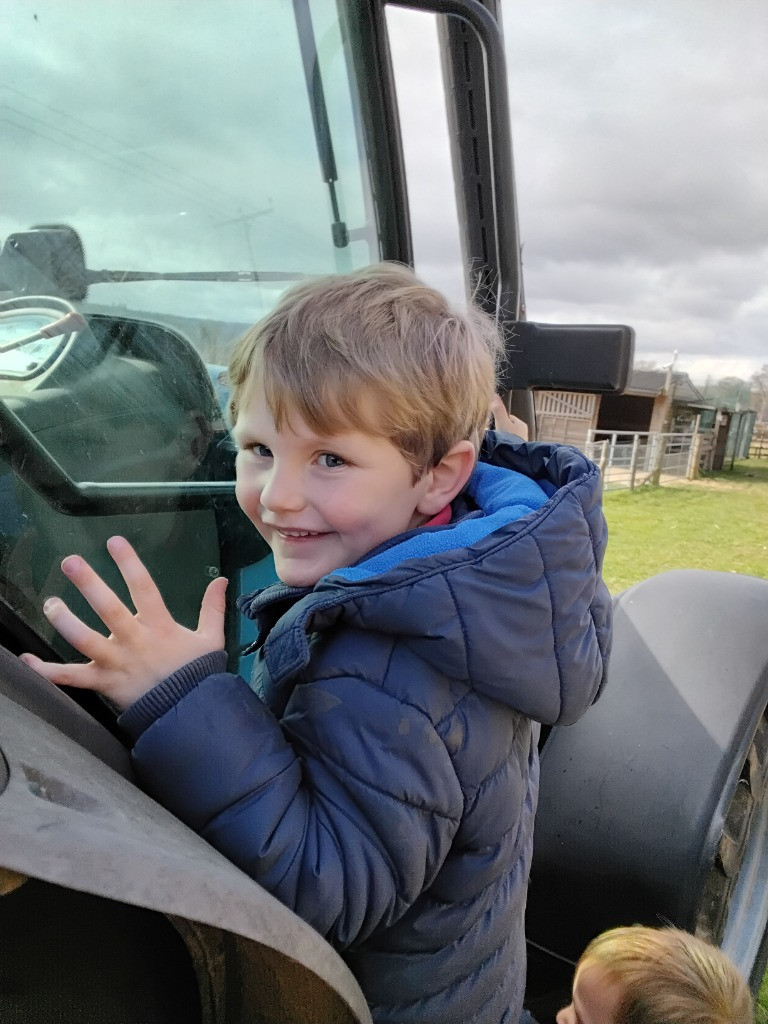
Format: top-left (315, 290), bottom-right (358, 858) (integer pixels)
top-left (535, 369), bottom-right (706, 447)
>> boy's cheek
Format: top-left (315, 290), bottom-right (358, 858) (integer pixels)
top-left (235, 473), bottom-right (258, 515)
top-left (234, 487), bottom-right (269, 540)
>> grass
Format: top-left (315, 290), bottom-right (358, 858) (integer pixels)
top-left (601, 459), bottom-right (768, 593)
top-left (600, 458), bottom-right (768, 1015)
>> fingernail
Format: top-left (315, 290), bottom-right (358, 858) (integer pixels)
top-left (61, 555), bottom-right (81, 574)
top-left (43, 598), bottom-right (59, 615)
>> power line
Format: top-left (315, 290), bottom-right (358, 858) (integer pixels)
top-left (3, 84), bottom-right (269, 218)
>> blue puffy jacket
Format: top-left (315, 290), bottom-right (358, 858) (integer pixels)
top-left (120, 433), bottom-right (612, 1024)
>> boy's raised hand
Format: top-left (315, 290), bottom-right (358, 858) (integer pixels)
top-left (19, 535), bottom-right (228, 710)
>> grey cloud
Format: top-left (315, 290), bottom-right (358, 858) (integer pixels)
top-left (499, 0), bottom-right (768, 378)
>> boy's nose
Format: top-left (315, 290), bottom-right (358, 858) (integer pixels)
top-left (555, 1004), bottom-right (574, 1024)
top-left (259, 465), bottom-right (305, 513)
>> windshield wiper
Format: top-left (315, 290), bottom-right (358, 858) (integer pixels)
top-left (86, 269), bottom-right (306, 285)
top-left (293, 0), bottom-right (349, 249)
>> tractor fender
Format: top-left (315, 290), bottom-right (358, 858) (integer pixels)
top-left (528, 569), bottom-right (768, 984)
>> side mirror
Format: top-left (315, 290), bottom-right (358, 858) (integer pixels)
top-left (499, 321), bottom-right (635, 393)
top-left (0, 225), bottom-right (88, 301)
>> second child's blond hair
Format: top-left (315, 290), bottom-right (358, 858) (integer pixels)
top-left (577, 926), bottom-right (753, 1024)
top-left (228, 263), bottom-right (503, 478)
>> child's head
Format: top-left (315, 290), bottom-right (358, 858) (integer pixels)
top-left (227, 264), bottom-right (504, 586)
top-left (556, 926), bottom-right (753, 1024)
top-left (228, 262), bottom-right (502, 479)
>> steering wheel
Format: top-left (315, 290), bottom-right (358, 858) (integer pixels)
top-left (0, 296), bottom-right (236, 515)
top-left (0, 295), bottom-right (85, 381)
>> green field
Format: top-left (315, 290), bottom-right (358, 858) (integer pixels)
top-left (602, 459), bottom-right (768, 593)
top-left (602, 458), bottom-right (768, 1017)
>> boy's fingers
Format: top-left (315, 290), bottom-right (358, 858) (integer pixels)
top-left (106, 535), bottom-right (168, 619)
top-left (42, 597), bottom-right (112, 663)
top-left (197, 577), bottom-right (228, 637)
top-left (60, 554), bottom-right (135, 636)
top-left (19, 652), bottom-right (96, 690)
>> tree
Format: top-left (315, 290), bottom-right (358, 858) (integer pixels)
top-left (750, 364), bottom-right (768, 422)
top-left (715, 376), bottom-right (751, 409)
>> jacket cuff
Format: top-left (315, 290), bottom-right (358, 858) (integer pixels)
top-left (118, 650), bottom-right (228, 742)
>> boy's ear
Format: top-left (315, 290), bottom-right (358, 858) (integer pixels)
top-left (417, 440), bottom-right (477, 516)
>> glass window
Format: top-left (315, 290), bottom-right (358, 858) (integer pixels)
top-left (0, 0), bottom-right (381, 662)
top-left (2, 0), bottom-right (379, 335)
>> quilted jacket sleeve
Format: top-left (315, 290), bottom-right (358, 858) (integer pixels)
top-left (126, 665), bottom-right (464, 948)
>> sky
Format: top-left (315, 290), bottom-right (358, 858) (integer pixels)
top-left (388, 1), bottom-right (768, 385)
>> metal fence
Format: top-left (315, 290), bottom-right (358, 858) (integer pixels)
top-left (584, 430), bottom-right (698, 491)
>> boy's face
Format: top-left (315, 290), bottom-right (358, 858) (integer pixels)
top-left (556, 964), bottom-right (623, 1024)
top-left (233, 384), bottom-right (436, 587)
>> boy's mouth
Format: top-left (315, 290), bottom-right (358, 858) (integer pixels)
top-left (274, 528), bottom-right (329, 539)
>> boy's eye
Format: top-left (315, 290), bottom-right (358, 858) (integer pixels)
top-left (318, 452), bottom-right (345, 469)
top-left (249, 443), bottom-right (272, 458)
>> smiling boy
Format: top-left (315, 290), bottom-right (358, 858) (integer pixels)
top-left (22, 263), bottom-right (612, 1024)
top-left (233, 385), bottom-right (460, 587)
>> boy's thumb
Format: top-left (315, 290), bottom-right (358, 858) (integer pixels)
top-left (198, 576), bottom-right (228, 635)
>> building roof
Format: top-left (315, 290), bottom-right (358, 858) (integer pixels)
top-left (625, 369), bottom-right (704, 404)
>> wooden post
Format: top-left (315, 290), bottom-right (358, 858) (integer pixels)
top-left (686, 415), bottom-right (702, 479)
top-left (650, 432), bottom-right (664, 486)
top-left (688, 433), bottom-right (702, 479)
top-left (629, 433), bottom-right (641, 491)
top-left (598, 439), bottom-right (609, 478)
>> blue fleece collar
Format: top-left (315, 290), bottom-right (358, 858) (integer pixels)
top-left (331, 462), bottom-right (548, 583)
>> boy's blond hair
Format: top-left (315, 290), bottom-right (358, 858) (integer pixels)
top-left (576, 926), bottom-right (753, 1024)
top-left (228, 263), bottom-right (503, 477)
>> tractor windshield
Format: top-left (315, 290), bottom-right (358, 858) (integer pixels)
top-left (0, 0), bottom-right (392, 665)
top-left (1, 0), bottom-right (380, 348)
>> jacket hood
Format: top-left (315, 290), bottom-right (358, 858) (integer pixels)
top-left (238, 433), bottom-right (611, 727)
